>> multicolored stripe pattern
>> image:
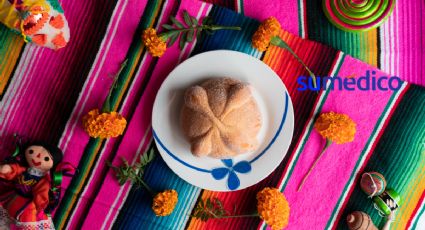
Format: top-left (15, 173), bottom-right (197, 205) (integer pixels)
top-left (0, 0), bottom-right (423, 229)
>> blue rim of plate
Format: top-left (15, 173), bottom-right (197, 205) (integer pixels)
top-left (153, 92), bottom-right (289, 190)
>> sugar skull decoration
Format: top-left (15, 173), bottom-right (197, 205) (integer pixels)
top-left (360, 172), bottom-right (387, 197)
top-left (0, 141), bottom-right (75, 229)
top-left (0, 0), bottom-right (70, 49)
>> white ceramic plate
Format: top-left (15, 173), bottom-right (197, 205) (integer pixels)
top-left (152, 50), bottom-right (294, 191)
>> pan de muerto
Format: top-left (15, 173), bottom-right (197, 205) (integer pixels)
top-left (181, 78), bottom-right (262, 158)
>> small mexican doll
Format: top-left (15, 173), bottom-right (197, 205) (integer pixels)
top-left (0, 142), bottom-right (64, 229)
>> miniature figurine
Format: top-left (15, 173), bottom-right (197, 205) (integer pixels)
top-left (0, 141), bottom-right (66, 229)
top-left (347, 211), bottom-right (396, 230)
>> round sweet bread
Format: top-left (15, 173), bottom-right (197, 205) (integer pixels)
top-left (181, 78), bottom-right (262, 158)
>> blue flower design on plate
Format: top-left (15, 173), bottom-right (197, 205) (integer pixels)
top-left (211, 159), bottom-right (252, 190)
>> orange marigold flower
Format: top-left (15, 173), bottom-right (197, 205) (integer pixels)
top-left (82, 109), bottom-right (127, 138)
top-left (252, 27), bottom-right (270, 52)
top-left (314, 112), bottom-right (356, 144)
top-left (252, 17), bottom-right (282, 52)
top-left (257, 187), bottom-right (290, 230)
top-left (142, 28), bottom-right (167, 57)
top-left (263, 17), bottom-right (281, 36)
top-left (152, 190), bottom-right (178, 216)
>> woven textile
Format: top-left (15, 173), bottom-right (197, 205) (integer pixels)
top-left (0, 0), bottom-right (424, 229)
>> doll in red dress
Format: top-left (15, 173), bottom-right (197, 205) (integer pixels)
top-left (0, 142), bottom-right (63, 229)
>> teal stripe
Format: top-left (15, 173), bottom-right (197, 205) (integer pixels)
top-left (193, 6), bottom-right (260, 57)
top-left (334, 85), bottom-right (425, 229)
top-left (324, 84), bottom-right (403, 229)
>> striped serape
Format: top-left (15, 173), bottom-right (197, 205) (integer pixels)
top-left (0, 0), bottom-right (424, 229)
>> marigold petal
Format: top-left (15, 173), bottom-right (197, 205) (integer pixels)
top-left (152, 190), bottom-right (178, 216)
top-left (252, 17), bottom-right (282, 52)
top-left (263, 17), bottom-right (281, 36)
top-left (257, 187), bottom-right (290, 230)
top-left (82, 109), bottom-right (127, 138)
top-left (142, 28), bottom-right (167, 57)
top-left (314, 112), bottom-right (356, 144)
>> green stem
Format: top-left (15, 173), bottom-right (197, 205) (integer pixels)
top-left (270, 36), bottom-right (317, 89)
top-left (297, 138), bottom-right (332, 191)
top-left (159, 25), bottom-right (241, 40)
top-left (208, 25), bottom-right (242, 31)
top-left (137, 176), bottom-right (156, 197)
top-left (217, 213), bottom-right (259, 219)
top-left (102, 59), bottom-right (128, 113)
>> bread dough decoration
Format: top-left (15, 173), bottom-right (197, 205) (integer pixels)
top-left (181, 78), bottom-right (262, 158)
top-left (347, 211), bottom-right (378, 230)
top-left (0, 0), bottom-right (70, 50)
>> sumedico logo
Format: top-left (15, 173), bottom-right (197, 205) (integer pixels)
top-left (297, 71), bottom-right (402, 91)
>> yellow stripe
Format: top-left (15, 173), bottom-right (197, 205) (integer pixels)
top-left (0, 35), bottom-right (24, 95)
top-left (360, 29), bottom-right (378, 66)
top-left (392, 154), bottom-right (425, 229)
top-left (111, 4), bottom-right (161, 112)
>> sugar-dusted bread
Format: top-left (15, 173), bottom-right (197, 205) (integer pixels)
top-left (181, 78), bottom-right (262, 158)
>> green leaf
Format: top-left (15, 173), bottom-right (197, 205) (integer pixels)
top-left (200, 213), bottom-right (207, 221)
top-left (183, 10), bottom-right (192, 26)
top-left (170, 16), bottom-right (184, 29)
top-left (191, 15), bottom-right (198, 26)
top-left (196, 29), bottom-right (202, 39)
top-left (202, 16), bottom-right (213, 26)
top-left (149, 149), bottom-right (155, 161)
top-left (206, 198), bottom-right (213, 210)
top-left (162, 24), bottom-right (174, 30)
top-left (187, 29), bottom-right (194, 42)
top-left (215, 198), bottom-right (223, 209)
top-left (179, 32), bottom-right (187, 50)
top-left (142, 154), bottom-right (148, 165)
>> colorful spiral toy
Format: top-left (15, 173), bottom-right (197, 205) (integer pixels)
top-left (322, 0), bottom-right (396, 32)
